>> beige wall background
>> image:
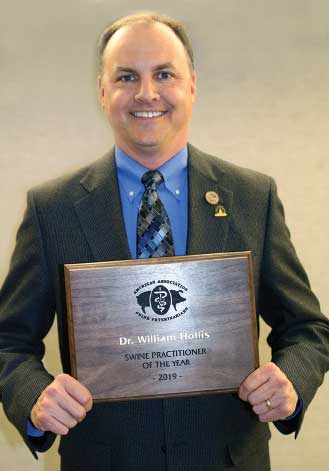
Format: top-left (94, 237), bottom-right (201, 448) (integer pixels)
top-left (0, 0), bottom-right (328, 469)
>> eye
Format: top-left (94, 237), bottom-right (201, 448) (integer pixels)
top-left (157, 71), bottom-right (173, 80)
top-left (118, 74), bottom-right (136, 82)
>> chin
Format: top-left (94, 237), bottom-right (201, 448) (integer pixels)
top-left (137, 141), bottom-right (159, 148)
top-left (132, 136), bottom-right (162, 148)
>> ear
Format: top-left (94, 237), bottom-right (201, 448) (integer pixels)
top-left (190, 71), bottom-right (197, 103)
top-left (97, 75), bottom-right (105, 107)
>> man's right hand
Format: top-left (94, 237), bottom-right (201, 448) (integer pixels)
top-left (30, 373), bottom-right (93, 435)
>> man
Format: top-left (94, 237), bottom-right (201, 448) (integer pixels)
top-left (0, 12), bottom-right (328, 471)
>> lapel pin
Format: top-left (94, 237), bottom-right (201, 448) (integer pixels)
top-left (205, 191), bottom-right (220, 205)
top-left (214, 205), bottom-right (228, 217)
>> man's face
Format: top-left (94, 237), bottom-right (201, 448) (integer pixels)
top-left (98, 22), bottom-right (196, 164)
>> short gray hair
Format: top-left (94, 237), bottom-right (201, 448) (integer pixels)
top-left (97, 11), bottom-right (195, 74)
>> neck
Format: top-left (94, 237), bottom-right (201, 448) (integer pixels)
top-left (115, 141), bottom-right (188, 170)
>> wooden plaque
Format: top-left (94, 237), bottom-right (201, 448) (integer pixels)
top-left (64, 252), bottom-right (259, 402)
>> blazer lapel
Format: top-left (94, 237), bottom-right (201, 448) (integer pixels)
top-left (73, 144), bottom-right (233, 261)
top-left (187, 143), bottom-right (233, 255)
top-left (74, 149), bottom-right (131, 262)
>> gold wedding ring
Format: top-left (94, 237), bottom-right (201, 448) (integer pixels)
top-left (265, 399), bottom-right (272, 410)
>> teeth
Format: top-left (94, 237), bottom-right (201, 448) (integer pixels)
top-left (132, 111), bottom-right (166, 118)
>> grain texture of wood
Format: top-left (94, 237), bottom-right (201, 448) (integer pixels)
top-left (64, 252), bottom-right (258, 402)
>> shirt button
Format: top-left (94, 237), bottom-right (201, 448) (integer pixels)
top-left (129, 191), bottom-right (134, 197)
top-left (175, 189), bottom-right (180, 195)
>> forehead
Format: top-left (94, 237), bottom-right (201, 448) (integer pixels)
top-left (103, 22), bottom-right (189, 69)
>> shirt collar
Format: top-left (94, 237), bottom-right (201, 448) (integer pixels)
top-left (115, 145), bottom-right (188, 202)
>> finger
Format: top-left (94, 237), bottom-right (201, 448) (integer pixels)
top-left (239, 364), bottom-right (275, 401)
top-left (58, 374), bottom-right (93, 408)
top-left (38, 413), bottom-right (70, 435)
top-left (258, 410), bottom-right (280, 423)
top-left (258, 407), bottom-right (291, 423)
top-left (34, 393), bottom-right (82, 431)
top-left (247, 381), bottom-right (275, 406)
top-left (51, 406), bottom-right (79, 430)
top-left (35, 388), bottom-right (86, 428)
top-left (84, 395), bottom-right (93, 412)
top-left (253, 380), bottom-right (297, 414)
top-left (56, 394), bottom-right (87, 422)
top-left (252, 396), bottom-right (278, 415)
top-left (44, 380), bottom-right (87, 422)
top-left (253, 392), bottom-right (297, 421)
top-left (32, 401), bottom-right (70, 435)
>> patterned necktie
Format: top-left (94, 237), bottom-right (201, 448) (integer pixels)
top-left (137, 170), bottom-right (175, 258)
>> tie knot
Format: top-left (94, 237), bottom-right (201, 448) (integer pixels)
top-left (141, 170), bottom-right (164, 190)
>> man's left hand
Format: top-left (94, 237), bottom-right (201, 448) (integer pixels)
top-left (238, 362), bottom-right (298, 422)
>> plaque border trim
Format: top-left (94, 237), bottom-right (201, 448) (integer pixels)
top-left (64, 251), bottom-right (259, 402)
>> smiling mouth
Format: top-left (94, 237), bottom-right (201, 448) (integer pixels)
top-left (130, 111), bottom-right (168, 118)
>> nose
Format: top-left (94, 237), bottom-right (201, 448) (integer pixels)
top-left (135, 77), bottom-right (160, 103)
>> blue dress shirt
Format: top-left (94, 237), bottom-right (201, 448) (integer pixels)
top-left (27, 418), bottom-right (44, 437)
top-left (115, 145), bottom-right (188, 258)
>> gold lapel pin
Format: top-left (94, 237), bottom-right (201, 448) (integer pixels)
top-left (205, 191), bottom-right (220, 205)
top-left (214, 205), bottom-right (228, 217)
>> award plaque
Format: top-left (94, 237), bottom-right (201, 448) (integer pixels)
top-left (64, 252), bottom-right (259, 402)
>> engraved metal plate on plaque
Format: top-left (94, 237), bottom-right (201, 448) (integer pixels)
top-left (64, 252), bottom-right (259, 402)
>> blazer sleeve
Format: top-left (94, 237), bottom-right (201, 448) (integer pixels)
top-left (258, 178), bottom-right (329, 435)
top-left (0, 191), bottom-right (57, 456)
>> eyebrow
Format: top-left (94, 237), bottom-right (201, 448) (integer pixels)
top-left (154, 62), bottom-right (176, 71)
top-left (114, 63), bottom-right (176, 74)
